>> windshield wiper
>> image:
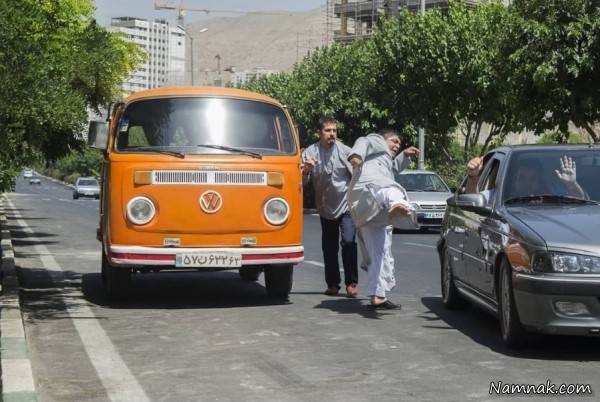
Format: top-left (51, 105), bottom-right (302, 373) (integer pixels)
top-left (196, 144), bottom-right (262, 159)
top-left (126, 147), bottom-right (185, 159)
top-left (505, 194), bottom-right (599, 205)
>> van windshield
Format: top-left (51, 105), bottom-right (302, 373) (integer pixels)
top-left (115, 97), bottom-right (296, 156)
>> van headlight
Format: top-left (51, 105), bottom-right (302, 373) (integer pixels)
top-left (264, 198), bottom-right (289, 225)
top-left (127, 196), bottom-right (156, 225)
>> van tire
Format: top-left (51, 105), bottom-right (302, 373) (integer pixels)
top-left (102, 251), bottom-right (131, 300)
top-left (264, 265), bottom-right (293, 300)
top-left (239, 267), bottom-right (262, 281)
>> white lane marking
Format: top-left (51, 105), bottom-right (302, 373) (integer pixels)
top-left (303, 260), bottom-right (344, 274)
top-left (7, 197), bottom-right (150, 402)
top-left (401, 242), bottom-right (436, 249)
top-left (42, 198), bottom-right (51, 201)
top-left (1, 360), bottom-right (36, 393)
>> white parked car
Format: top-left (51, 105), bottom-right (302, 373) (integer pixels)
top-left (73, 177), bottom-right (100, 199)
top-left (395, 170), bottom-right (453, 231)
top-left (23, 168), bottom-right (33, 178)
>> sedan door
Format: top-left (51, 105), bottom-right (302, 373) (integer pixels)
top-left (464, 153), bottom-right (506, 297)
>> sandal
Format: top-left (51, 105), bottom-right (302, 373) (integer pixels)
top-left (367, 300), bottom-right (401, 310)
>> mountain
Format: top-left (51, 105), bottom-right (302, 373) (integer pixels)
top-left (187, 6), bottom-right (327, 85)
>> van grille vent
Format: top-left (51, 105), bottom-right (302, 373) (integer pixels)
top-left (152, 170), bottom-right (267, 186)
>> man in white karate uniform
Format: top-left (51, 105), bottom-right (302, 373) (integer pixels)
top-left (347, 129), bottom-right (419, 309)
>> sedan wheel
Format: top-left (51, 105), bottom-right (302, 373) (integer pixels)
top-left (499, 258), bottom-right (529, 348)
top-left (441, 246), bottom-right (466, 309)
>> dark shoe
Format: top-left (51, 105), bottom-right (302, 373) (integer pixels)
top-left (324, 287), bottom-right (340, 296)
top-left (367, 300), bottom-right (400, 310)
top-left (346, 284), bottom-right (358, 298)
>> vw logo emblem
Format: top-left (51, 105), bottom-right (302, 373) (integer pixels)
top-left (199, 190), bottom-right (223, 214)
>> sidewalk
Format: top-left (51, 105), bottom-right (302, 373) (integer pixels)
top-left (0, 194), bottom-right (37, 402)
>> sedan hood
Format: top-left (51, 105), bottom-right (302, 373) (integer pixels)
top-left (508, 205), bottom-right (600, 253)
top-left (406, 192), bottom-right (453, 204)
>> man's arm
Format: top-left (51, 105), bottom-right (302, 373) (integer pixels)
top-left (465, 157), bottom-right (483, 194)
top-left (348, 136), bottom-right (370, 162)
top-left (301, 146), bottom-right (316, 186)
top-left (393, 147), bottom-right (419, 174)
top-left (555, 155), bottom-right (587, 199)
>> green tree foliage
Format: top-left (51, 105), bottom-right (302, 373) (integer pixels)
top-left (373, 1), bottom-right (517, 156)
top-left (246, 0), bottom-right (600, 183)
top-left (41, 148), bottom-right (102, 184)
top-left (0, 0), bottom-right (145, 190)
top-left (245, 41), bottom-right (387, 147)
top-left (503, 0), bottom-right (600, 142)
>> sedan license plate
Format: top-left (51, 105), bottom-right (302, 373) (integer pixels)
top-left (175, 252), bottom-right (242, 268)
top-left (423, 212), bottom-right (444, 219)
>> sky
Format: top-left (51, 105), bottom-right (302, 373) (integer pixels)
top-left (94, 0), bottom-right (327, 26)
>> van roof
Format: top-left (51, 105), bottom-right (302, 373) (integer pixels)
top-left (124, 86), bottom-right (284, 108)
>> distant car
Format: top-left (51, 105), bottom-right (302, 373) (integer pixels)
top-left (23, 168), bottom-right (33, 178)
top-left (395, 170), bottom-right (453, 231)
top-left (29, 176), bottom-right (41, 185)
top-left (439, 145), bottom-right (600, 348)
top-left (73, 177), bottom-right (100, 199)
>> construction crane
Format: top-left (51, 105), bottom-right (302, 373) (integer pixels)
top-left (154, 1), bottom-right (293, 27)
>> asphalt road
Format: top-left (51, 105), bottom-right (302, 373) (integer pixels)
top-left (5, 175), bottom-right (600, 401)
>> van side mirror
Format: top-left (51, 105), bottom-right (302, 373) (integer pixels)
top-left (88, 121), bottom-right (109, 150)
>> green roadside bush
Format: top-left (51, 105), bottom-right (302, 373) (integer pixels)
top-left (40, 147), bottom-right (102, 184)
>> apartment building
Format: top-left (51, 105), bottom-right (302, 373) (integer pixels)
top-left (110, 17), bottom-right (185, 95)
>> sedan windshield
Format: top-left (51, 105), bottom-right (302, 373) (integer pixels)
top-left (115, 98), bottom-right (296, 156)
top-left (78, 180), bottom-right (98, 186)
top-left (396, 173), bottom-right (450, 192)
top-left (503, 149), bottom-right (600, 204)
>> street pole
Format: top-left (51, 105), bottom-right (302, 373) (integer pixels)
top-left (418, 0), bottom-right (426, 170)
top-left (190, 36), bottom-right (194, 86)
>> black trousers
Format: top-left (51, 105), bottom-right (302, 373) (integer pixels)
top-left (320, 212), bottom-right (358, 288)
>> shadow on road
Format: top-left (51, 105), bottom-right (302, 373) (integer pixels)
top-left (20, 269), bottom-right (291, 321)
top-left (6, 219), bottom-right (60, 248)
top-left (421, 296), bottom-right (600, 361)
top-left (19, 268), bottom-right (91, 321)
top-left (313, 297), bottom-right (400, 320)
top-left (82, 271), bottom-right (291, 310)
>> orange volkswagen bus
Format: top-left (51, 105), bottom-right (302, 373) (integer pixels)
top-left (88, 87), bottom-right (303, 300)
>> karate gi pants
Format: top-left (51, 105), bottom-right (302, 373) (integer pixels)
top-left (359, 186), bottom-right (409, 297)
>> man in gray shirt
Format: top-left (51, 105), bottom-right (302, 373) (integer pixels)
top-left (302, 117), bottom-right (358, 297)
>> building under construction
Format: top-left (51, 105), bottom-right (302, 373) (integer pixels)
top-left (326, 0), bottom-right (491, 44)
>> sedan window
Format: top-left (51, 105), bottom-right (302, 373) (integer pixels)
top-left (397, 173), bottom-right (450, 192)
top-left (503, 149), bottom-right (600, 203)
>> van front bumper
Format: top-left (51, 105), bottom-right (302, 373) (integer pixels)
top-left (109, 245), bottom-right (304, 266)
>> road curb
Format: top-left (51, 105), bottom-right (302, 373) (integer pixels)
top-left (0, 194), bottom-right (38, 402)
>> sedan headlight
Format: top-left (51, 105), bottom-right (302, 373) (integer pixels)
top-left (551, 253), bottom-right (600, 273)
top-left (410, 202), bottom-right (420, 211)
top-left (264, 198), bottom-right (289, 225)
top-left (127, 196), bottom-right (156, 225)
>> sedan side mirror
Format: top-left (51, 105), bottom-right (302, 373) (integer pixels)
top-left (88, 121), bottom-right (109, 150)
top-left (456, 193), bottom-right (486, 208)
